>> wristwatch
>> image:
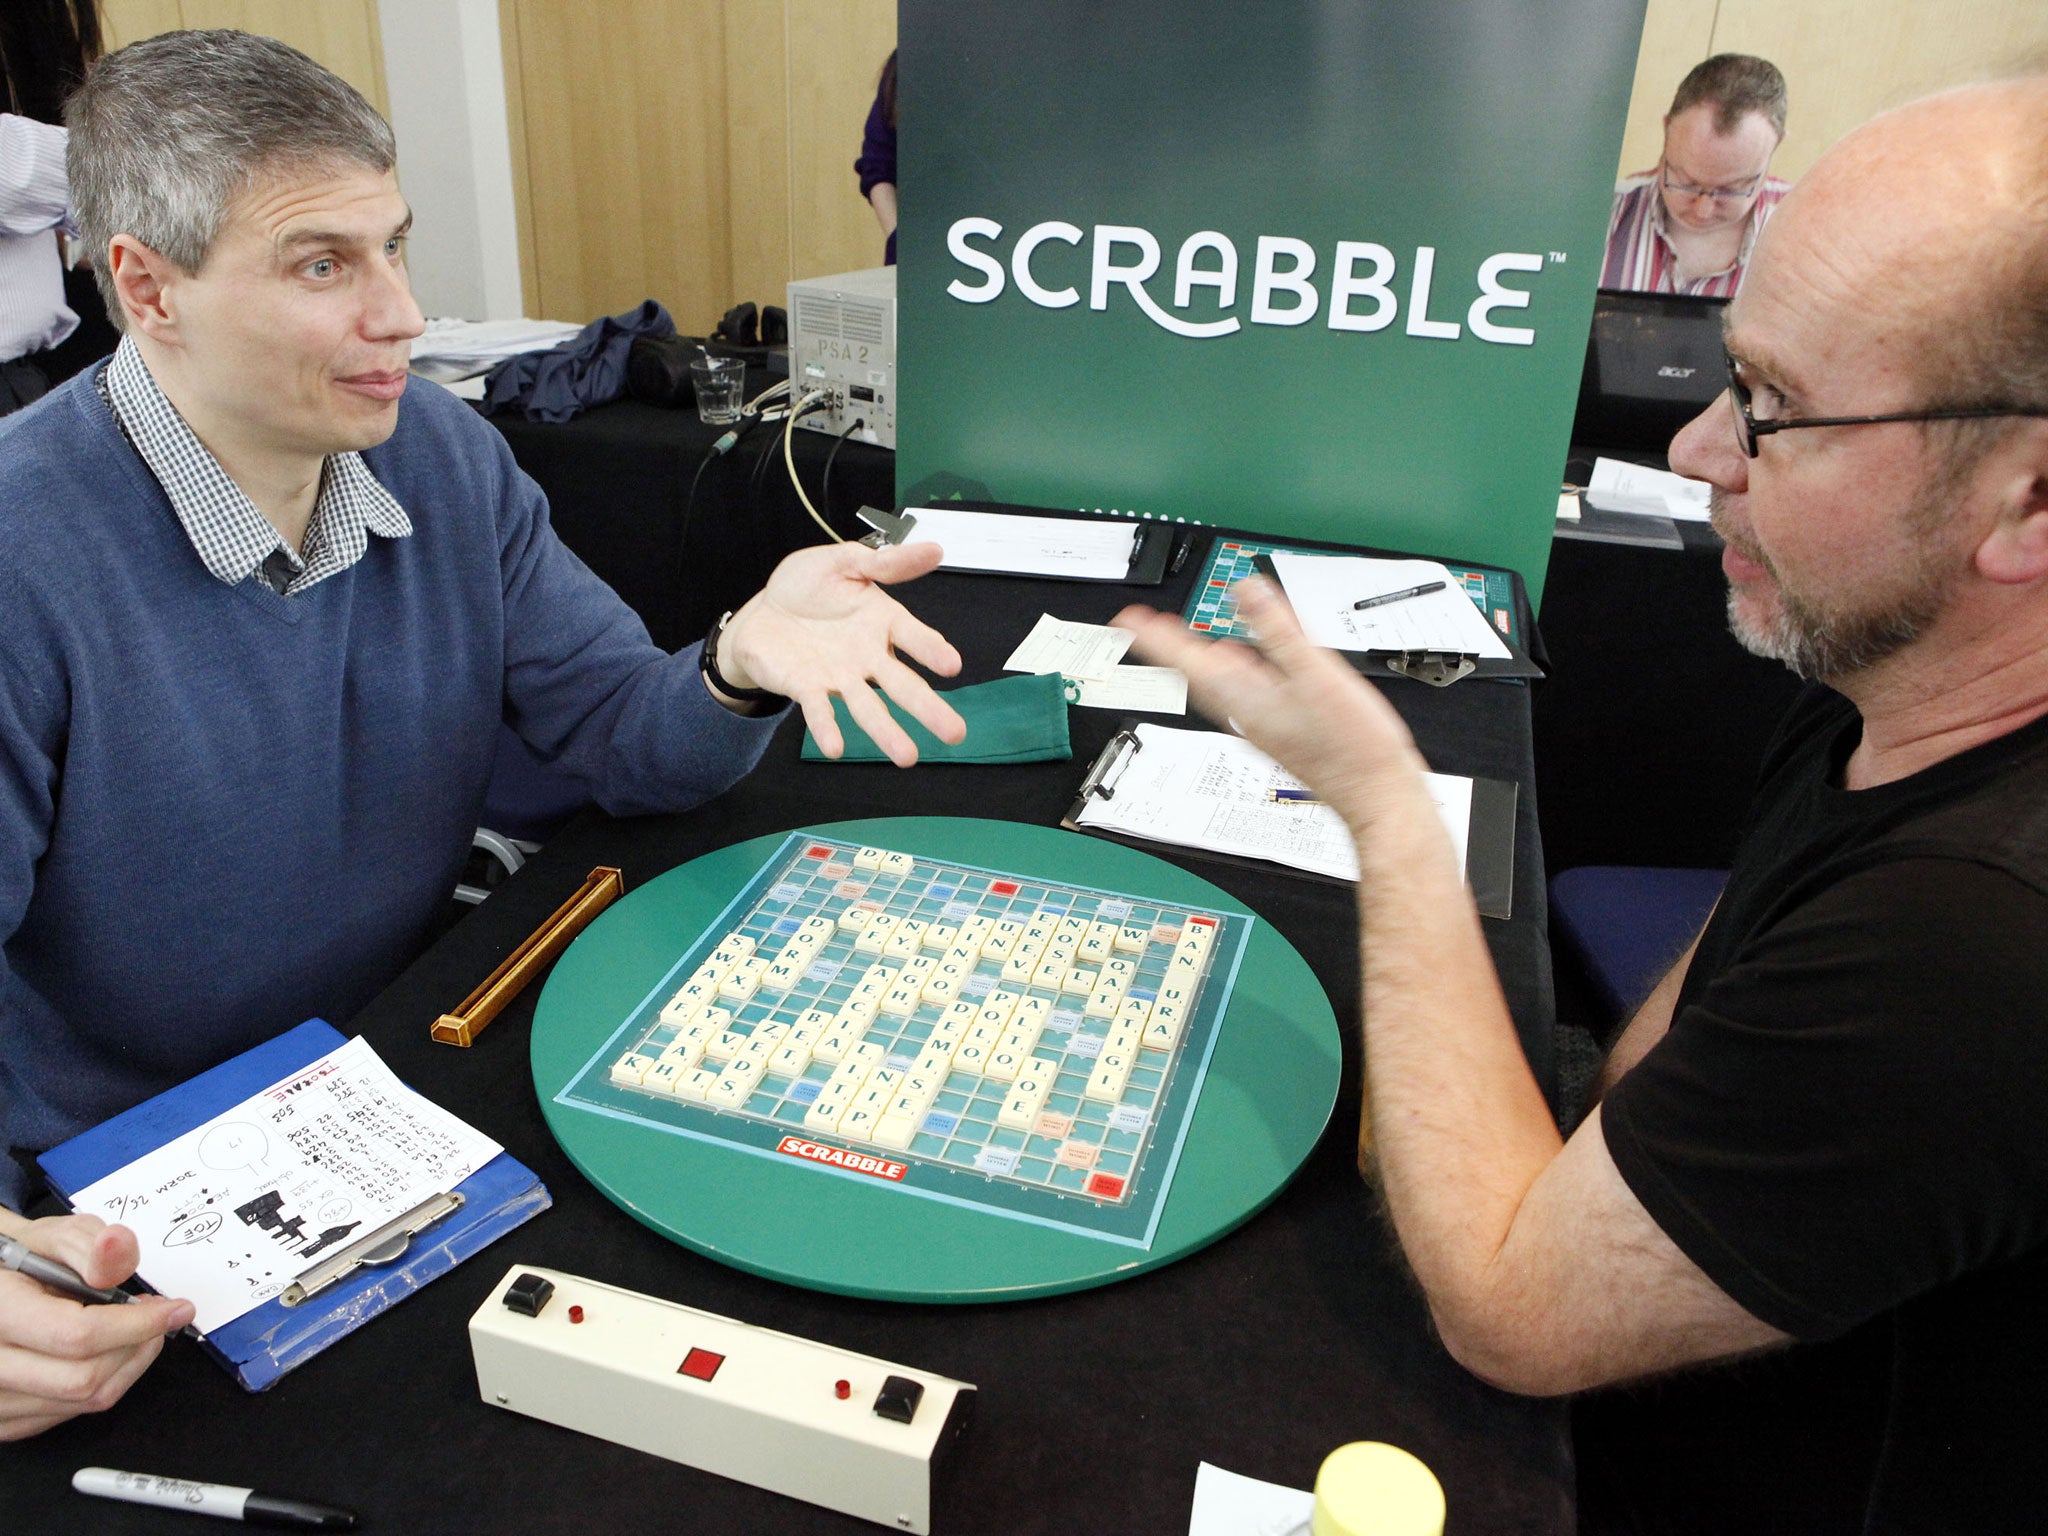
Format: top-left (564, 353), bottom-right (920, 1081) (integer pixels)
top-left (700, 609), bottom-right (790, 712)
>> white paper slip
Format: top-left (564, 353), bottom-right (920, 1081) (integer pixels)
top-left (1187, 1460), bottom-right (1315, 1536)
top-left (1269, 552), bottom-right (1512, 661)
top-left (1072, 724), bottom-right (1471, 883)
top-left (902, 506), bottom-right (1139, 579)
top-left (1003, 613), bottom-right (1135, 680)
top-left (1069, 665), bottom-right (1188, 714)
top-left (1586, 457), bottom-right (1713, 521)
top-left (68, 1037), bottom-right (502, 1334)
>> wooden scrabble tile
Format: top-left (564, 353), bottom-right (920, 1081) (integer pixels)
top-left (881, 851), bottom-right (915, 876)
top-left (769, 1041), bottom-right (813, 1076)
top-left (923, 922), bottom-right (958, 952)
top-left (871, 1113), bottom-right (918, 1149)
top-left (852, 846), bottom-right (887, 869)
top-left (1115, 924), bottom-right (1151, 952)
top-left (675, 1065), bottom-right (722, 1100)
top-left (608, 1053), bottom-right (654, 1087)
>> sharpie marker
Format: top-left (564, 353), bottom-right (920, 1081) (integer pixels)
top-left (1354, 579), bottom-right (1447, 611)
top-left (73, 1468), bottom-right (357, 1530)
top-left (0, 1236), bottom-right (132, 1305)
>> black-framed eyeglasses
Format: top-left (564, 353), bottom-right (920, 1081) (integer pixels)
top-left (1724, 353), bottom-right (2048, 459)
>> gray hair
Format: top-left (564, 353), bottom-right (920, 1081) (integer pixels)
top-left (65, 29), bottom-right (395, 326)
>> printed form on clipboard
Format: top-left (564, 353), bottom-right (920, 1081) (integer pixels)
top-left (1066, 724), bottom-right (1519, 918)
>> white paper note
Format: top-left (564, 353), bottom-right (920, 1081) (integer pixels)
top-left (903, 507), bottom-right (1139, 579)
top-left (69, 1037), bottom-right (502, 1333)
top-left (1269, 553), bottom-right (1512, 661)
top-left (1069, 665), bottom-right (1189, 714)
top-left (1587, 457), bottom-right (1713, 521)
top-left (1003, 613), bottom-right (1135, 680)
top-left (1187, 1461), bottom-right (1315, 1536)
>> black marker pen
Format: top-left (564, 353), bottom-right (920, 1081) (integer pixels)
top-left (73, 1468), bottom-right (357, 1530)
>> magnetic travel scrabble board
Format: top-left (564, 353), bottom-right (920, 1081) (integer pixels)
top-left (1183, 537), bottom-right (1522, 646)
top-left (556, 833), bottom-right (1248, 1248)
top-left (531, 818), bottom-right (1341, 1302)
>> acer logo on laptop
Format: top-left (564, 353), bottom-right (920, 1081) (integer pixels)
top-left (1657, 364), bottom-right (1698, 379)
top-left (946, 217), bottom-right (1560, 346)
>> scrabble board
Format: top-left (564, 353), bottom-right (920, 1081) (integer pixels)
top-left (1183, 537), bottom-right (1522, 647)
top-left (555, 833), bottom-right (1248, 1249)
top-left (532, 818), bottom-right (1341, 1302)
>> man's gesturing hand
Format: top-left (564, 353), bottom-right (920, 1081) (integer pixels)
top-left (717, 541), bottom-right (966, 767)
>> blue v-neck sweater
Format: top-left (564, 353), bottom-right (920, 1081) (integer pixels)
top-left (0, 373), bottom-right (777, 1203)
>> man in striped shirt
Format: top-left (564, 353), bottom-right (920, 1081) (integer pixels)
top-left (1601, 54), bottom-right (1791, 299)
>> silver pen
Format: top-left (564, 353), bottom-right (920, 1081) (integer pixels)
top-left (0, 1233), bottom-right (134, 1305)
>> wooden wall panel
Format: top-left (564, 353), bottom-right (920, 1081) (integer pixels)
top-left (100, 0), bottom-right (386, 116)
top-left (1617, 0), bottom-right (2048, 185)
top-left (786, 0), bottom-right (895, 282)
top-left (497, 0), bottom-right (892, 327)
top-left (722, 0), bottom-right (792, 314)
top-left (1712, 0), bottom-right (2048, 181)
top-left (506, 0), bottom-right (731, 328)
top-left (101, 0), bottom-right (185, 51)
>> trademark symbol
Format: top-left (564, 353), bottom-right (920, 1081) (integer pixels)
top-left (1548, 251), bottom-right (1568, 263)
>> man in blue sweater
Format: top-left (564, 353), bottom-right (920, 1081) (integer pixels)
top-left (0, 30), bottom-right (964, 1437)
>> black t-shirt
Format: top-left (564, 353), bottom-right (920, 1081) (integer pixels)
top-left (1594, 685), bottom-right (2048, 1534)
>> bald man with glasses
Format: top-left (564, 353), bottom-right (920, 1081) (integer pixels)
top-left (1603, 53), bottom-right (1791, 298)
top-left (1119, 75), bottom-right (2048, 1533)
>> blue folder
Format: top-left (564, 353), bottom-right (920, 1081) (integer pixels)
top-left (38, 1018), bottom-right (551, 1391)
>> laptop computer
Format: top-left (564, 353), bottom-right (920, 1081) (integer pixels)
top-left (1572, 288), bottom-right (1730, 458)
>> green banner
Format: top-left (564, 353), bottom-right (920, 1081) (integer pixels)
top-left (897, 1), bottom-right (1647, 608)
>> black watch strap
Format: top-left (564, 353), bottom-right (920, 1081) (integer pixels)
top-left (700, 610), bottom-right (790, 710)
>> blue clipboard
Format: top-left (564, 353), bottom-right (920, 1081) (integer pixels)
top-left (37, 1019), bottom-right (550, 1391)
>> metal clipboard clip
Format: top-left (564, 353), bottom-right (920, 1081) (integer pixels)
top-left (279, 1189), bottom-right (466, 1307)
top-left (1078, 728), bottom-right (1144, 801)
top-left (855, 505), bottom-right (917, 548)
top-left (1385, 650), bottom-right (1476, 688)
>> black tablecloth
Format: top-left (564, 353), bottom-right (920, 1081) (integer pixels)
top-left (10, 534), bottom-right (1570, 1535)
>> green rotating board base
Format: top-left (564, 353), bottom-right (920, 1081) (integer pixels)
top-left (533, 817), bottom-right (1341, 1301)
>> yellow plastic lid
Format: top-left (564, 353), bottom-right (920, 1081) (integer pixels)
top-left (1310, 1441), bottom-right (1446, 1536)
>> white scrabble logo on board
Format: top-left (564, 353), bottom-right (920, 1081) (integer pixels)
top-left (777, 1136), bottom-right (909, 1182)
top-left (944, 218), bottom-right (1555, 345)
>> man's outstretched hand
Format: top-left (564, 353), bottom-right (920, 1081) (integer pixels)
top-left (718, 542), bottom-right (966, 767)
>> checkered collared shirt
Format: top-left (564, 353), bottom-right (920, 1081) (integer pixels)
top-left (98, 336), bottom-right (412, 595)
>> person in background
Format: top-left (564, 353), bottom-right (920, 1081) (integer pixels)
top-left (1601, 53), bottom-right (1790, 298)
top-left (0, 0), bottom-right (112, 414)
top-left (856, 48), bottom-right (897, 266)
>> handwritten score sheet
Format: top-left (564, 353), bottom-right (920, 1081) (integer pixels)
top-left (69, 1037), bottom-right (501, 1333)
top-left (1074, 724), bottom-right (1471, 884)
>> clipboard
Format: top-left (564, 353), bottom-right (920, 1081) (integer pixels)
top-left (38, 1018), bottom-right (550, 1391)
top-left (1062, 724), bottom-right (1519, 919)
top-left (859, 500), bottom-right (1177, 586)
top-left (1250, 554), bottom-right (1544, 685)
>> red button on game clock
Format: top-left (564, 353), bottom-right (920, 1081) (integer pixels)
top-left (678, 1347), bottom-right (724, 1381)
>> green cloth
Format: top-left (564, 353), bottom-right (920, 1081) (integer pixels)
top-left (800, 671), bottom-right (1071, 763)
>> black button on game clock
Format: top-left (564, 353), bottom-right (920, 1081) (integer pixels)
top-left (873, 1374), bottom-right (924, 1424)
top-left (503, 1273), bottom-right (556, 1316)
